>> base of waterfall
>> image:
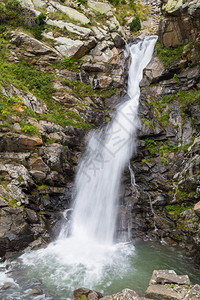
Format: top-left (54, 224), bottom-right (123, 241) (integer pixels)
top-left (1, 240), bottom-right (200, 299)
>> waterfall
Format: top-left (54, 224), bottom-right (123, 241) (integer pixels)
top-left (20, 35), bottom-right (158, 297)
top-left (61, 35), bottom-right (158, 245)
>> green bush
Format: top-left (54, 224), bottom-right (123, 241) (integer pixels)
top-left (30, 13), bottom-right (46, 40)
top-left (20, 122), bottom-right (40, 136)
top-left (129, 15), bottom-right (141, 32)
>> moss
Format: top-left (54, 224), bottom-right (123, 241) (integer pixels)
top-left (77, 295), bottom-right (88, 300)
top-left (141, 118), bottom-right (154, 129)
top-left (172, 73), bottom-right (180, 83)
top-left (38, 185), bottom-right (49, 191)
top-left (165, 204), bottom-right (193, 217)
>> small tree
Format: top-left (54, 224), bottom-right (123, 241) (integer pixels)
top-left (129, 15), bottom-right (141, 32)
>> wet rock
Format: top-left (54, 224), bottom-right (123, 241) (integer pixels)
top-left (185, 284), bottom-right (200, 299)
top-left (141, 57), bottom-right (165, 86)
top-left (101, 288), bottom-right (145, 300)
top-left (73, 287), bottom-right (103, 300)
top-left (0, 207), bottom-right (34, 256)
top-left (159, 0), bottom-right (200, 47)
top-left (25, 208), bottom-right (38, 224)
top-left (0, 198), bottom-right (8, 208)
top-left (149, 270), bottom-right (191, 285)
top-left (145, 270), bottom-right (193, 300)
top-left (111, 32), bottom-right (125, 48)
top-left (145, 284), bottom-right (182, 299)
top-left (26, 287), bottom-right (43, 295)
top-left (1, 282), bottom-right (13, 290)
top-left (42, 143), bottom-right (68, 173)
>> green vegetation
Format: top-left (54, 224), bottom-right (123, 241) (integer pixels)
top-left (0, 0), bottom-right (24, 27)
top-left (61, 79), bottom-right (116, 100)
top-left (47, 11), bottom-right (78, 25)
top-left (0, 1), bottom-right (46, 40)
top-left (141, 118), bottom-right (154, 129)
top-left (156, 42), bottom-right (184, 68)
top-left (0, 58), bottom-right (54, 102)
top-left (149, 89), bottom-right (200, 130)
top-left (176, 189), bottom-right (198, 202)
top-left (144, 137), bottom-right (179, 165)
top-left (129, 15), bottom-right (141, 32)
top-left (58, 57), bottom-right (83, 71)
top-left (0, 38), bottom-right (92, 130)
top-left (38, 185), bottom-right (49, 191)
top-left (19, 122), bottom-right (40, 136)
top-left (31, 13), bottom-right (46, 40)
top-left (165, 204), bottom-right (193, 217)
top-left (172, 73), bottom-right (180, 83)
top-left (106, 0), bottom-right (149, 27)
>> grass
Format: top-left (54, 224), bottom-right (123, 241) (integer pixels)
top-left (156, 41), bottom-right (184, 68)
top-left (0, 58), bottom-right (54, 102)
top-left (0, 38), bottom-right (93, 130)
top-left (57, 57), bottom-right (83, 71)
top-left (149, 89), bottom-right (200, 129)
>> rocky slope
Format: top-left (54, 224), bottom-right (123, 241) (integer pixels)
top-left (118, 0), bottom-right (200, 265)
top-left (0, 0), bottom-right (155, 256)
top-left (0, 0), bottom-right (199, 269)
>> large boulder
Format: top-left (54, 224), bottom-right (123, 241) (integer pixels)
top-left (145, 270), bottom-right (193, 300)
top-left (42, 32), bottom-right (96, 58)
top-left (9, 31), bottom-right (61, 64)
top-left (87, 0), bottom-right (113, 16)
top-left (48, 1), bottom-right (90, 24)
top-left (46, 19), bottom-right (92, 38)
top-left (0, 207), bottom-right (34, 256)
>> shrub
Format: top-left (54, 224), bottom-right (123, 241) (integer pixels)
top-left (31, 13), bottom-right (46, 40)
top-left (20, 123), bottom-right (40, 136)
top-left (129, 15), bottom-right (141, 32)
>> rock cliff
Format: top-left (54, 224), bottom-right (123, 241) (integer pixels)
top-left (0, 0), bottom-right (155, 256)
top-left (0, 0), bottom-right (199, 269)
top-left (119, 0), bottom-right (200, 265)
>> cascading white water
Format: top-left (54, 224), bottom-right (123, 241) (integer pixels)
top-left (2, 36), bottom-right (158, 299)
top-left (60, 35), bottom-right (158, 245)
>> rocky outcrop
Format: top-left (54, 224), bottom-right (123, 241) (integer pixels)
top-left (159, 0), bottom-right (200, 47)
top-left (118, 16), bottom-right (200, 262)
top-left (0, 0), bottom-right (145, 256)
